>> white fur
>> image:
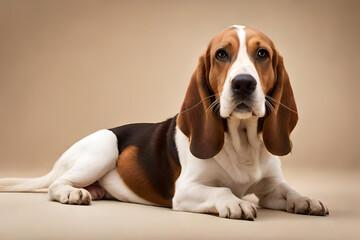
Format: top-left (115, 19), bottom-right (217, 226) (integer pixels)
top-left (172, 119), bottom-right (279, 219)
top-left (173, 119), bottom-right (328, 219)
top-left (0, 129), bottom-right (150, 205)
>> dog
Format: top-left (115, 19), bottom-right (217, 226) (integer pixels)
top-left (0, 25), bottom-right (329, 220)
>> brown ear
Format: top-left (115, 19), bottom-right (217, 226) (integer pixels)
top-left (177, 53), bottom-right (224, 159)
top-left (262, 54), bottom-right (298, 156)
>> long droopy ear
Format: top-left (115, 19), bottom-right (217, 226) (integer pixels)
top-left (262, 54), bottom-right (298, 156)
top-left (177, 53), bottom-right (224, 159)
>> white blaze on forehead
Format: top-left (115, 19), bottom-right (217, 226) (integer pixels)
top-left (219, 25), bottom-right (265, 118)
top-left (229, 25), bottom-right (259, 80)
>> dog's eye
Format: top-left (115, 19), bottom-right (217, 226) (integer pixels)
top-left (256, 48), bottom-right (269, 61)
top-left (216, 49), bottom-right (229, 62)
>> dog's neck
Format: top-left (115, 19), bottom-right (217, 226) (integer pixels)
top-left (213, 116), bottom-right (264, 186)
top-left (225, 116), bottom-right (263, 153)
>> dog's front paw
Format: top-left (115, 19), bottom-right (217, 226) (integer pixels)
top-left (286, 196), bottom-right (329, 216)
top-left (217, 198), bottom-right (257, 220)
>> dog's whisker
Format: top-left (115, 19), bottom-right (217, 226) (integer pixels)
top-left (265, 99), bottom-right (275, 114)
top-left (265, 95), bottom-right (298, 114)
top-left (207, 100), bottom-right (219, 112)
top-left (179, 93), bottom-right (220, 115)
top-left (214, 102), bottom-right (221, 116)
top-left (206, 99), bottom-right (220, 113)
top-left (212, 103), bottom-right (221, 116)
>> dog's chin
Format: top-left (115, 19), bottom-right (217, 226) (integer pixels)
top-left (232, 111), bottom-right (253, 119)
top-left (231, 103), bottom-right (254, 119)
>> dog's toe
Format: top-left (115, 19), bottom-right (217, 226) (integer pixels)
top-left (287, 196), bottom-right (328, 216)
top-left (59, 188), bottom-right (92, 205)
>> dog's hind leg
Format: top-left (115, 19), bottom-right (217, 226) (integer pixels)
top-left (48, 129), bottom-right (118, 205)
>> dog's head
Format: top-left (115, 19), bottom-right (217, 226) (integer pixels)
top-left (177, 25), bottom-right (298, 159)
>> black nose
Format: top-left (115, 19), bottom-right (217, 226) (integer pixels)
top-left (231, 74), bottom-right (257, 97)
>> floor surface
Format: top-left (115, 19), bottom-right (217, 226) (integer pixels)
top-left (1, 168), bottom-right (359, 240)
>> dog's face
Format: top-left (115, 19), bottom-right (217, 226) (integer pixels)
top-left (178, 25), bottom-right (298, 159)
top-left (207, 26), bottom-right (277, 119)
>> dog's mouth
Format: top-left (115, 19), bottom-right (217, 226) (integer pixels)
top-left (230, 102), bottom-right (256, 119)
top-left (234, 102), bottom-right (252, 113)
top-left (220, 97), bottom-right (259, 119)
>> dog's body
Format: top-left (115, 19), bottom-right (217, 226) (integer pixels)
top-left (0, 25), bottom-right (328, 220)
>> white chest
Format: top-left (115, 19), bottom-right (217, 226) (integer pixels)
top-left (175, 117), bottom-right (274, 198)
top-left (213, 118), bottom-right (267, 195)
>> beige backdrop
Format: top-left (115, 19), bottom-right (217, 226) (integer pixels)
top-left (0, 0), bottom-right (359, 177)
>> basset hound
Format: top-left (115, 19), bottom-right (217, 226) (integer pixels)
top-left (0, 25), bottom-right (329, 220)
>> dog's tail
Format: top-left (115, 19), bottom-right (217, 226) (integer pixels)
top-left (0, 169), bottom-right (59, 192)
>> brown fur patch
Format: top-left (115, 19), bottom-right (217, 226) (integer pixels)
top-left (244, 26), bottom-right (298, 156)
top-left (177, 27), bottom-right (240, 159)
top-left (245, 27), bottom-right (277, 95)
top-left (117, 145), bottom-right (171, 207)
top-left (208, 27), bottom-right (240, 96)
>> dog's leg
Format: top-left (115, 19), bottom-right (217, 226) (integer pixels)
top-left (48, 130), bottom-right (118, 205)
top-left (173, 184), bottom-right (257, 220)
top-left (255, 177), bottom-right (329, 216)
top-left (98, 169), bottom-right (155, 205)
